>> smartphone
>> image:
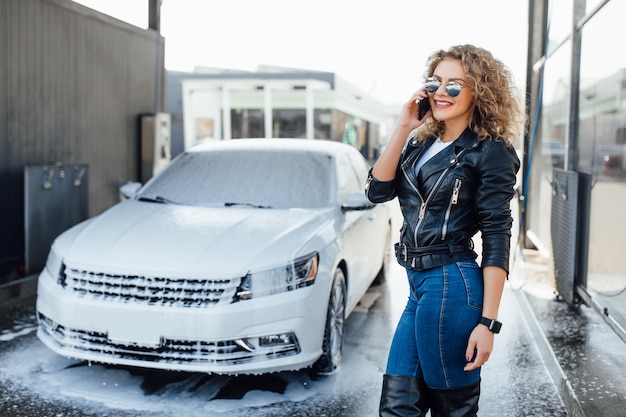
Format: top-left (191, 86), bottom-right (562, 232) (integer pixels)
top-left (418, 98), bottom-right (431, 119)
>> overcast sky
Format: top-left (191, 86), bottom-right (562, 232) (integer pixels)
top-left (75, 0), bottom-right (529, 105)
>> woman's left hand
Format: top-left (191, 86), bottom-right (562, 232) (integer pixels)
top-left (463, 325), bottom-right (494, 371)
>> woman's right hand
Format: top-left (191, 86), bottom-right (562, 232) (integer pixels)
top-left (371, 88), bottom-right (431, 181)
top-left (398, 88), bottom-right (431, 130)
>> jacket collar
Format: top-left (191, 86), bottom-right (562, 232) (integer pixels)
top-left (408, 127), bottom-right (480, 151)
top-left (406, 128), bottom-right (481, 180)
top-left (451, 128), bottom-right (480, 151)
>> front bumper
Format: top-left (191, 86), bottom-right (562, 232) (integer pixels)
top-left (36, 269), bottom-right (327, 374)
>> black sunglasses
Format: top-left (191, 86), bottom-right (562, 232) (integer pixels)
top-left (424, 77), bottom-right (465, 98)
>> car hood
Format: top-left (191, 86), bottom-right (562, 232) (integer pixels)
top-left (57, 201), bottom-right (334, 277)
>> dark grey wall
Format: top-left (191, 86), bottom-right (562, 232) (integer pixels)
top-left (0, 0), bottom-right (164, 280)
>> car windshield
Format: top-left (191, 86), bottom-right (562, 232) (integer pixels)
top-left (138, 148), bottom-right (334, 208)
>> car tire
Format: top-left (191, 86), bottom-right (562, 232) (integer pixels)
top-left (372, 225), bottom-right (392, 286)
top-left (312, 267), bottom-right (346, 376)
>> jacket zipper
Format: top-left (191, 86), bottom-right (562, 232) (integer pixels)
top-left (402, 148), bottom-right (468, 247)
top-left (442, 178), bottom-right (462, 240)
top-left (411, 167), bottom-right (452, 245)
top-left (400, 149), bottom-right (426, 231)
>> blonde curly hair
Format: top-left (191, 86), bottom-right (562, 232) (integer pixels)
top-left (416, 44), bottom-right (525, 146)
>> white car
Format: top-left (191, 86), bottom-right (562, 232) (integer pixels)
top-left (36, 138), bottom-right (392, 375)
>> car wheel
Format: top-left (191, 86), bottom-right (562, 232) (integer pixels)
top-left (372, 225), bottom-right (392, 286)
top-left (312, 267), bottom-right (346, 376)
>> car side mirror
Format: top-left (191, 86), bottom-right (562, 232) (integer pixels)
top-left (119, 181), bottom-right (142, 201)
top-left (342, 191), bottom-right (376, 211)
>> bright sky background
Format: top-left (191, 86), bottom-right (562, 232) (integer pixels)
top-left (75, 0), bottom-right (529, 105)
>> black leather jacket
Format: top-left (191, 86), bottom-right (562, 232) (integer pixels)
top-left (366, 128), bottom-right (520, 272)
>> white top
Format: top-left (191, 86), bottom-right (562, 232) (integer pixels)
top-left (414, 137), bottom-right (454, 175)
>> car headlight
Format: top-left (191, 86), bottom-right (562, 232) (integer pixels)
top-left (44, 247), bottom-right (67, 287)
top-left (234, 252), bottom-right (318, 302)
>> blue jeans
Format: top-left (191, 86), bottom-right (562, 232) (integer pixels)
top-left (385, 260), bottom-right (483, 389)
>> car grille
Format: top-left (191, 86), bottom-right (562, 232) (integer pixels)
top-left (64, 267), bottom-right (240, 307)
top-left (38, 313), bottom-right (301, 369)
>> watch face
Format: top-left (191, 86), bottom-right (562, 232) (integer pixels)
top-left (491, 321), bottom-right (502, 333)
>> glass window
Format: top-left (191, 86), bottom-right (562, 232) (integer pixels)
top-left (330, 110), bottom-right (348, 142)
top-left (342, 122), bottom-right (358, 147)
top-left (140, 149), bottom-right (333, 209)
top-left (538, 42), bottom-right (571, 172)
top-left (231, 109), bottom-right (264, 139)
top-left (314, 110), bottom-right (333, 139)
top-left (348, 150), bottom-right (371, 187)
top-left (547, 0), bottom-right (574, 53)
top-left (578, 0), bottom-right (626, 328)
top-left (272, 109), bottom-right (306, 138)
top-left (337, 153), bottom-right (359, 203)
top-left (313, 109), bottom-right (333, 139)
top-left (527, 41), bottom-right (572, 249)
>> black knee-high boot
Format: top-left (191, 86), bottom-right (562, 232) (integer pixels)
top-left (428, 380), bottom-right (480, 417)
top-left (379, 374), bottom-right (430, 417)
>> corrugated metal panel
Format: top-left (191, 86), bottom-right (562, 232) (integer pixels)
top-left (0, 0), bottom-right (164, 280)
top-left (551, 169), bottom-right (579, 306)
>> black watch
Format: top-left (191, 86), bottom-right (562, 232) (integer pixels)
top-left (479, 317), bottom-right (502, 334)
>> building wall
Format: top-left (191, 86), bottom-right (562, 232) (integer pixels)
top-left (0, 0), bottom-right (163, 280)
top-left (172, 72), bottom-right (386, 163)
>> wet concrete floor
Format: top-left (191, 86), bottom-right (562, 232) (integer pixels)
top-left (512, 249), bottom-right (626, 417)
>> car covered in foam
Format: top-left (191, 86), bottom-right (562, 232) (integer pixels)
top-left (36, 138), bottom-right (392, 375)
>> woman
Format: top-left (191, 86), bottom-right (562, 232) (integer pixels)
top-left (366, 44), bottom-right (523, 417)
